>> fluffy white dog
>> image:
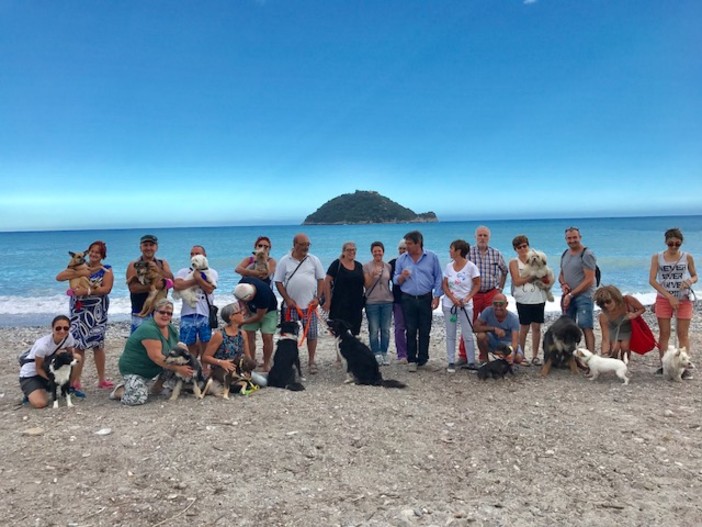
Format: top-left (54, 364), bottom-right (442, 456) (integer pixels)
top-left (522, 249), bottom-right (555, 302)
top-left (575, 348), bottom-right (630, 385)
top-left (661, 346), bottom-right (694, 382)
top-left (173, 254), bottom-right (217, 307)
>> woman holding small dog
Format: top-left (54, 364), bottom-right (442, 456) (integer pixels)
top-left (235, 236), bottom-right (277, 286)
top-left (56, 240), bottom-right (114, 392)
top-left (649, 228), bottom-right (697, 375)
top-left (509, 235), bottom-right (548, 366)
top-left (111, 299), bottom-right (192, 406)
top-left (594, 285), bottom-right (645, 361)
top-left (19, 315), bottom-right (82, 409)
top-left (201, 301), bottom-right (250, 375)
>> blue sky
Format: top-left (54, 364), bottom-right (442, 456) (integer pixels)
top-left (1, 0), bottom-right (700, 232)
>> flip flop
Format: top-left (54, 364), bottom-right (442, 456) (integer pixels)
top-left (308, 362), bottom-right (319, 375)
top-left (531, 357), bottom-right (542, 366)
top-left (521, 360), bottom-right (531, 367)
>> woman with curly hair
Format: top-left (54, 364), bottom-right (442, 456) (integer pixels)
top-left (594, 285), bottom-right (645, 362)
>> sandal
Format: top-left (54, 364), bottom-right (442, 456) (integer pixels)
top-left (97, 379), bottom-right (115, 389)
top-left (521, 360), bottom-right (531, 367)
top-left (531, 357), bottom-right (542, 366)
top-left (308, 362), bottom-right (319, 375)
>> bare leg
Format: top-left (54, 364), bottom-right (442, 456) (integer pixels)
top-left (29, 389), bottom-right (49, 409)
top-left (677, 318), bottom-right (691, 350)
top-left (261, 332), bottom-right (274, 371)
top-left (518, 325), bottom-right (529, 356)
top-left (245, 330), bottom-right (257, 363)
top-left (307, 338), bottom-right (317, 366)
top-left (657, 317), bottom-right (672, 359)
top-left (583, 328), bottom-right (595, 353)
top-left (93, 347), bottom-right (108, 383)
top-left (530, 322), bottom-right (541, 360)
top-left (71, 350), bottom-right (85, 387)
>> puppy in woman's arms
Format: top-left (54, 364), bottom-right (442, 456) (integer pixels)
top-left (521, 249), bottom-right (555, 302)
top-left (575, 348), bottom-right (629, 385)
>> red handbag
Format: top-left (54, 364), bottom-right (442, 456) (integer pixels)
top-left (629, 316), bottom-right (657, 355)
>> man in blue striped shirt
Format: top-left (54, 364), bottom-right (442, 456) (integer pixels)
top-left (393, 230), bottom-right (443, 372)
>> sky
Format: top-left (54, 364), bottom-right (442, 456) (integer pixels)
top-left (1, 0), bottom-right (700, 232)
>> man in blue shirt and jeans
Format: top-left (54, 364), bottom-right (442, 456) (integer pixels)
top-left (393, 230), bottom-right (443, 372)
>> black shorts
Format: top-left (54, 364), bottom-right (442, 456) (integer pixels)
top-left (19, 376), bottom-right (49, 397)
top-left (516, 302), bottom-right (545, 325)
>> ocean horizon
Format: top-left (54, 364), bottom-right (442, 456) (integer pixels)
top-left (1, 214), bottom-right (700, 328)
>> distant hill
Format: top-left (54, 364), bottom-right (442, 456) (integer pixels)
top-left (303, 190), bottom-right (438, 225)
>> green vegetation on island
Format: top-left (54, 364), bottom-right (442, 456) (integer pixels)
top-left (303, 190), bottom-right (438, 225)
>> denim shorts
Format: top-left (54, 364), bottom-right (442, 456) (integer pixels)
top-left (179, 314), bottom-right (213, 345)
top-left (565, 294), bottom-right (594, 329)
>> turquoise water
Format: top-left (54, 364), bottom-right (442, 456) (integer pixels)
top-left (1, 215), bottom-right (700, 327)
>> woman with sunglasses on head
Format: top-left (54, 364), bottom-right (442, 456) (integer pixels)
top-left (649, 228), bottom-right (697, 375)
top-left (19, 315), bottom-right (81, 409)
top-left (110, 299), bottom-right (193, 405)
top-left (56, 240), bottom-right (114, 392)
top-left (594, 285), bottom-right (645, 362)
top-left (235, 236), bottom-right (277, 286)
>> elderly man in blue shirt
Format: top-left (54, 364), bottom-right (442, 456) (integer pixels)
top-left (393, 230), bottom-right (443, 372)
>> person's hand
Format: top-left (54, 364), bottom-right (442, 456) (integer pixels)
top-left (309, 298), bottom-right (319, 310)
top-left (177, 365), bottom-right (194, 378)
top-left (431, 297), bottom-right (440, 310)
top-left (562, 294), bottom-right (572, 309)
top-left (494, 327), bottom-right (505, 338)
top-left (218, 360), bottom-right (235, 373)
top-left (401, 269), bottom-right (411, 280)
top-left (668, 294), bottom-right (679, 311)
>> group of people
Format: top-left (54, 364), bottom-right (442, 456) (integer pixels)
top-left (18, 227), bottom-right (697, 407)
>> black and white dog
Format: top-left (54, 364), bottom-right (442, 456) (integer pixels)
top-left (267, 321), bottom-right (305, 391)
top-left (162, 342), bottom-right (206, 400)
top-left (541, 315), bottom-right (583, 377)
top-left (48, 352), bottom-right (78, 408)
top-left (326, 319), bottom-right (406, 389)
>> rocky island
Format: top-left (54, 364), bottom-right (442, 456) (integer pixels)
top-left (303, 190), bottom-right (438, 225)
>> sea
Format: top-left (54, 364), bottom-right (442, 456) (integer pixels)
top-left (1, 215), bottom-right (700, 328)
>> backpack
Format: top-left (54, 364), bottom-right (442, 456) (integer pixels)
top-left (561, 247), bottom-right (601, 287)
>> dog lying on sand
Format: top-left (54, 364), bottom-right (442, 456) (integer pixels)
top-left (575, 348), bottom-right (629, 385)
top-left (326, 319), bottom-right (406, 389)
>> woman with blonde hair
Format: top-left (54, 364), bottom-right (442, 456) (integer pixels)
top-left (594, 285), bottom-right (645, 362)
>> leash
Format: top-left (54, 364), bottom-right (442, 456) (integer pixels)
top-left (292, 304), bottom-right (318, 346)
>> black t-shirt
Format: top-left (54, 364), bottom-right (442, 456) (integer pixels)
top-left (239, 277), bottom-right (278, 312)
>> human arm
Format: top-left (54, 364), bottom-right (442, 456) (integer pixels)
top-left (322, 275), bottom-right (334, 312)
top-left (599, 313), bottom-right (611, 356)
top-left (56, 267), bottom-right (90, 282)
top-left (201, 331), bottom-right (236, 373)
top-left (275, 281), bottom-right (296, 310)
top-left (497, 253), bottom-right (508, 290)
top-left (235, 256), bottom-right (269, 281)
top-left (242, 307), bottom-right (266, 326)
top-left (144, 339), bottom-right (193, 377)
top-left (509, 259), bottom-right (533, 287)
top-left (647, 254), bottom-right (677, 307)
top-left (684, 254), bottom-right (698, 291)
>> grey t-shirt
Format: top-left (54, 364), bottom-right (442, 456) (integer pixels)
top-left (561, 248), bottom-right (597, 298)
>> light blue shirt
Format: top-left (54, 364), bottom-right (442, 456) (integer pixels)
top-left (393, 250), bottom-right (443, 298)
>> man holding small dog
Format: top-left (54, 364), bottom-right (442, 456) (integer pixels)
top-left (234, 278), bottom-right (278, 371)
top-left (173, 245), bottom-right (218, 357)
top-left (559, 227), bottom-right (597, 352)
top-left (274, 233), bottom-right (325, 374)
top-left (126, 234), bottom-right (174, 334)
top-left (473, 293), bottom-right (523, 365)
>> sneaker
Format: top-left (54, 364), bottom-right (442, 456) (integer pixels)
top-left (109, 382), bottom-right (125, 401)
top-left (397, 358), bottom-right (408, 364)
top-left (455, 358), bottom-right (468, 367)
top-left (408, 362), bottom-right (418, 372)
top-left (682, 369), bottom-right (694, 380)
top-left (375, 354), bottom-right (383, 365)
top-left (461, 362), bottom-right (478, 371)
top-left (447, 363), bottom-right (456, 373)
top-left (22, 395), bottom-right (29, 405)
top-left (382, 355), bottom-right (390, 366)
top-left (69, 387), bottom-right (86, 399)
top-left (655, 367), bottom-right (663, 375)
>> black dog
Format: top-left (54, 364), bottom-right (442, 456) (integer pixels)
top-left (326, 319), bottom-right (406, 389)
top-left (267, 321), bottom-right (305, 391)
top-left (541, 315), bottom-right (583, 376)
top-left (48, 352), bottom-right (78, 408)
top-left (477, 358), bottom-right (514, 380)
top-left (162, 342), bottom-right (206, 400)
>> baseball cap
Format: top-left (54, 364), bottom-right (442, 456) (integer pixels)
top-left (140, 234), bottom-right (158, 244)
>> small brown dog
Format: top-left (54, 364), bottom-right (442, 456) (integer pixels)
top-left (251, 249), bottom-right (269, 277)
top-left (66, 251), bottom-right (92, 293)
top-left (201, 355), bottom-right (257, 399)
top-left (129, 260), bottom-right (167, 317)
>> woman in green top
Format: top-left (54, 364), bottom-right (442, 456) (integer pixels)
top-left (111, 299), bottom-right (193, 405)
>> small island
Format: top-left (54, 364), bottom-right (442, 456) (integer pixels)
top-left (303, 190), bottom-right (438, 225)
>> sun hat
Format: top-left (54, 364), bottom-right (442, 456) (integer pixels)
top-left (140, 234), bottom-right (158, 244)
top-left (234, 283), bottom-right (256, 302)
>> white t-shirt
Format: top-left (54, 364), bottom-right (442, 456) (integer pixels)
top-left (20, 333), bottom-right (76, 378)
top-left (176, 267), bottom-right (219, 317)
top-left (442, 260), bottom-right (480, 309)
top-left (511, 258), bottom-right (548, 305)
top-left (274, 253), bottom-right (325, 306)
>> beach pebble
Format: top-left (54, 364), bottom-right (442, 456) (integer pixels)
top-left (22, 427), bottom-right (44, 436)
top-left (95, 428), bottom-right (112, 436)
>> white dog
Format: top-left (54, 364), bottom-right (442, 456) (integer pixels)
top-left (661, 346), bottom-right (694, 382)
top-left (521, 249), bottom-right (555, 302)
top-left (575, 348), bottom-right (629, 385)
top-left (173, 254), bottom-right (217, 307)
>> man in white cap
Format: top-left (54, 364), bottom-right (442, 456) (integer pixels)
top-left (234, 277), bottom-right (278, 371)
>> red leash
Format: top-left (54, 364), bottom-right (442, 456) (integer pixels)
top-left (290, 304), bottom-right (317, 346)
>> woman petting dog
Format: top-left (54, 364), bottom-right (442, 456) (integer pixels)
top-left (19, 315), bottom-right (82, 409)
top-left (649, 227), bottom-right (697, 377)
top-left (111, 299), bottom-right (191, 405)
top-left (509, 235), bottom-right (548, 366)
top-left (201, 301), bottom-right (250, 377)
top-left (56, 240), bottom-right (114, 393)
top-left (594, 285), bottom-right (645, 362)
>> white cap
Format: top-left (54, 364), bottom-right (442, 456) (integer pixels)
top-left (233, 283), bottom-right (255, 301)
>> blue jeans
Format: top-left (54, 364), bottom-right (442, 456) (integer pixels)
top-left (565, 294), bottom-right (594, 329)
top-left (365, 302), bottom-right (393, 355)
top-left (401, 293), bottom-right (433, 365)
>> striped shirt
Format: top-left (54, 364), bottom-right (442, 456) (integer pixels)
top-left (468, 246), bottom-right (507, 292)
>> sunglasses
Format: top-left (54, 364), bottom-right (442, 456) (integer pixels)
top-left (257, 244), bottom-right (270, 249)
top-left (565, 226), bottom-right (580, 233)
top-left (597, 299), bottom-right (613, 307)
top-left (667, 241), bottom-right (682, 247)
top-left (156, 310), bottom-right (173, 316)
top-left (54, 326), bottom-right (70, 331)
top-left (492, 301), bottom-right (507, 307)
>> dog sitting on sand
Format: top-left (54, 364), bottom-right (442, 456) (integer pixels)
top-left (541, 315), bottom-right (582, 377)
top-left (575, 348), bottom-right (629, 385)
top-left (48, 352), bottom-right (79, 408)
top-left (661, 346), bottom-right (695, 382)
top-left (267, 321), bottom-right (305, 391)
top-left (172, 254), bottom-right (217, 308)
top-left (162, 343), bottom-right (206, 400)
top-left (521, 249), bottom-right (555, 302)
top-left (201, 355), bottom-right (257, 398)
